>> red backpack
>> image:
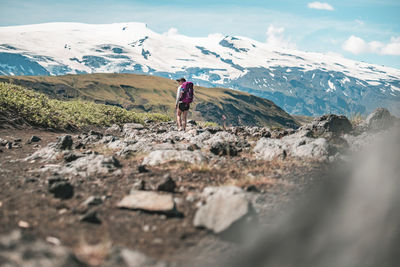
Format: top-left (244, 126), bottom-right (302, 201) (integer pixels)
top-left (180, 82), bottom-right (194, 104)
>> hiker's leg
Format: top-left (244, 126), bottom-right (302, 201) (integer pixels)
top-left (176, 109), bottom-right (182, 130)
top-left (182, 110), bottom-right (188, 130)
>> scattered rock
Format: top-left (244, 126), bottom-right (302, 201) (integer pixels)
top-left (105, 124), bottom-right (121, 135)
top-left (123, 123), bottom-right (145, 135)
top-left (49, 181), bottom-right (74, 199)
top-left (142, 150), bottom-right (207, 166)
top-left (0, 230), bottom-right (85, 267)
top-left (80, 210), bottom-right (101, 224)
top-left (82, 196), bottom-right (104, 206)
top-left (56, 135), bottom-right (73, 150)
top-left (63, 152), bottom-right (84, 162)
top-left (30, 136), bottom-right (41, 142)
top-left (138, 165), bottom-right (149, 173)
top-left (131, 179), bottom-right (146, 191)
top-left (157, 174), bottom-right (176, 193)
top-left (118, 190), bottom-right (175, 213)
top-left (193, 186), bottom-right (251, 234)
top-left (188, 120), bottom-right (197, 125)
top-left (210, 142), bottom-right (238, 156)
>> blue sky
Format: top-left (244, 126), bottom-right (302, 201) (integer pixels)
top-left (1, 0), bottom-right (399, 68)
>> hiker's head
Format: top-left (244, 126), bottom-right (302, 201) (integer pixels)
top-left (176, 78), bottom-right (186, 85)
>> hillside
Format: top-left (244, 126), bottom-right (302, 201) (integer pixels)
top-left (0, 22), bottom-right (399, 116)
top-left (0, 73), bottom-right (299, 128)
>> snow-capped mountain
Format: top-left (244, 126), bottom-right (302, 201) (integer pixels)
top-left (1, 22), bottom-right (399, 116)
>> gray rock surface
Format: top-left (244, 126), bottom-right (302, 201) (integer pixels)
top-left (193, 186), bottom-right (250, 233)
top-left (142, 150), bottom-right (207, 166)
top-left (117, 190), bottom-right (175, 213)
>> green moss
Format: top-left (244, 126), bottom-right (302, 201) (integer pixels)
top-left (0, 82), bottom-right (171, 129)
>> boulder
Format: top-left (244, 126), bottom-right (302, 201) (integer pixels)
top-left (364, 108), bottom-right (394, 131)
top-left (142, 150), bottom-right (207, 166)
top-left (301, 114), bottom-right (353, 137)
top-left (193, 186), bottom-right (251, 233)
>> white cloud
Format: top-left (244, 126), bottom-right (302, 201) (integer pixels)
top-left (381, 37), bottom-right (400, 56)
top-left (265, 25), bottom-right (296, 49)
top-left (164, 27), bottom-right (178, 36)
top-left (308, 2), bottom-right (334, 11)
top-left (342, 35), bottom-right (400, 56)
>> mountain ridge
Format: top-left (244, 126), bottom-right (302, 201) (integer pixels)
top-left (0, 73), bottom-right (300, 128)
top-left (0, 22), bottom-right (399, 116)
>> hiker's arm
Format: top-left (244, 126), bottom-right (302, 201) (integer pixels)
top-left (175, 86), bottom-right (182, 107)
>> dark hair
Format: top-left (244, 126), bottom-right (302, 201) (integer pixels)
top-left (176, 78), bottom-right (186, 82)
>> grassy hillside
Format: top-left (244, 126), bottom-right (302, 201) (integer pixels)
top-left (0, 82), bottom-right (170, 129)
top-left (0, 73), bottom-right (299, 128)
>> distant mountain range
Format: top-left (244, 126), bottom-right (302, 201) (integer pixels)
top-left (0, 73), bottom-right (299, 128)
top-left (0, 22), bottom-right (399, 116)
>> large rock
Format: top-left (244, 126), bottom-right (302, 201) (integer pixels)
top-left (117, 190), bottom-right (175, 213)
top-left (142, 150), bottom-right (207, 166)
top-left (364, 108), bottom-right (395, 131)
top-left (193, 186), bottom-right (250, 233)
top-left (123, 123), bottom-right (145, 135)
top-left (253, 138), bottom-right (287, 160)
top-left (301, 114), bottom-right (353, 137)
top-left (0, 230), bottom-right (85, 267)
top-left (254, 134), bottom-right (332, 161)
top-left (56, 135), bottom-right (73, 150)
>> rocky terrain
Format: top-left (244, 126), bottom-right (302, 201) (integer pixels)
top-left (0, 108), bottom-right (398, 266)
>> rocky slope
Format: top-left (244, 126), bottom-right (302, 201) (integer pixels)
top-left (1, 22), bottom-right (399, 116)
top-left (0, 108), bottom-right (398, 266)
top-left (0, 74), bottom-right (299, 128)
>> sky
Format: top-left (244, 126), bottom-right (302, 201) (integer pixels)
top-left (0, 0), bottom-right (399, 68)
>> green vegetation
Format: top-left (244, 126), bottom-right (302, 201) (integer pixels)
top-left (0, 73), bottom-right (300, 128)
top-left (198, 121), bottom-right (220, 128)
top-left (0, 82), bottom-right (170, 129)
top-left (349, 112), bottom-right (366, 127)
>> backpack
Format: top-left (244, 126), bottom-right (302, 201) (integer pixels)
top-left (180, 82), bottom-right (194, 104)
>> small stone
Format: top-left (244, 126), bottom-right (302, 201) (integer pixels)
top-left (56, 135), bottom-right (73, 150)
top-left (245, 185), bottom-right (259, 192)
top-left (14, 138), bottom-right (22, 143)
top-left (63, 152), bottom-right (81, 162)
top-left (18, 221), bottom-right (30, 228)
top-left (188, 120), bottom-right (197, 125)
top-left (82, 196), bottom-right (103, 206)
top-left (157, 174), bottom-right (176, 193)
top-left (131, 179), bottom-right (146, 191)
top-left (49, 182), bottom-right (74, 199)
top-left (138, 165), bottom-right (149, 173)
top-left (6, 142), bottom-right (12, 149)
top-left (80, 210), bottom-right (101, 224)
top-left (46, 236), bottom-right (61, 246)
top-left (118, 190), bottom-right (175, 213)
top-left (187, 143), bottom-right (200, 151)
top-left (30, 136), bottom-right (41, 142)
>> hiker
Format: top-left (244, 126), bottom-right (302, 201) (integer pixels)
top-left (175, 78), bottom-right (194, 131)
